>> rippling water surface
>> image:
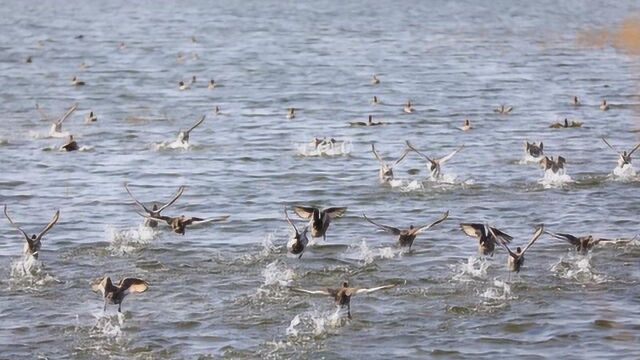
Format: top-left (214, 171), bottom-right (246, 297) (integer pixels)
top-left (1, 1), bottom-right (640, 359)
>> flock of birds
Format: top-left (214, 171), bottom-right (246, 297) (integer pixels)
top-left (6, 51), bottom-right (639, 319)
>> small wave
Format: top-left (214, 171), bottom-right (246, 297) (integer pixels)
top-left (550, 253), bottom-right (607, 283)
top-left (30, 130), bottom-right (70, 139)
top-left (296, 139), bottom-right (352, 157)
top-left (106, 224), bottom-right (156, 255)
top-left (450, 256), bottom-right (491, 282)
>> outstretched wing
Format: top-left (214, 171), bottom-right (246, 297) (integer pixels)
top-left (35, 210), bottom-right (60, 241)
top-left (58, 103), bottom-right (78, 125)
top-left (363, 214), bottom-right (401, 235)
top-left (352, 284), bottom-right (397, 295)
top-left (405, 140), bottom-right (434, 164)
top-left (186, 115), bottom-right (205, 134)
top-left (371, 144), bottom-right (385, 164)
top-left (119, 278), bottom-right (149, 294)
top-left (289, 287), bottom-right (331, 296)
top-left (124, 183), bottom-right (153, 213)
top-left (189, 215), bottom-right (230, 226)
top-left (393, 148), bottom-right (410, 166)
top-left (293, 206), bottom-right (316, 220)
top-left (601, 137), bottom-right (621, 156)
top-left (488, 227), bottom-right (517, 257)
top-left (628, 143), bottom-right (640, 157)
top-left (437, 145), bottom-right (464, 165)
top-left (521, 225), bottom-right (544, 255)
top-left (284, 206), bottom-right (298, 233)
top-left (156, 186), bottom-right (185, 213)
top-left (544, 231), bottom-right (580, 246)
top-left (460, 223), bottom-right (483, 239)
top-left (3, 205), bottom-right (30, 241)
top-left (324, 207), bottom-right (347, 219)
top-left (414, 211), bottom-right (449, 234)
top-left (91, 276), bottom-right (110, 296)
top-left (489, 226), bottom-right (513, 243)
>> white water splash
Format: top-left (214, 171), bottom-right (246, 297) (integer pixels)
top-left (296, 139), bottom-right (352, 157)
top-left (286, 309), bottom-right (345, 339)
top-left (611, 164), bottom-right (637, 181)
top-left (550, 254), bottom-right (606, 283)
top-left (9, 255), bottom-right (60, 287)
top-left (355, 239), bottom-right (400, 265)
top-left (480, 279), bottom-right (514, 301)
top-left (262, 260), bottom-right (296, 287)
top-left (451, 256), bottom-right (491, 282)
top-left (519, 154), bottom-right (543, 165)
top-left (90, 311), bottom-right (125, 339)
top-left (106, 224), bottom-right (156, 255)
top-left (540, 170), bottom-right (573, 188)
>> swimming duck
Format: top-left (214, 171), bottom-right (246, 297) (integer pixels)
top-left (178, 80), bottom-right (190, 90)
top-left (494, 105), bottom-right (513, 114)
top-left (46, 103), bottom-right (77, 137)
top-left (284, 206), bottom-right (309, 258)
top-left (599, 100), bottom-right (609, 111)
top-left (363, 211), bottom-right (449, 250)
top-left (544, 230), bottom-right (613, 255)
top-left (71, 76), bottom-right (85, 86)
top-left (403, 100), bottom-right (414, 114)
top-left (91, 276), bottom-right (149, 312)
top-left (3, 205), bottom-right (59, 260)
top-left (290, 281), bottom-right (396, 319)
top-left (287, 108), bottom-right (296, 119)
top-left (572, 96), bottom-right (580, 106)
top-left (61, 135), bottom-right (79, 151)
top-left (371, 143), bottom-right (410, 183)
top-left (175, 115), bottom-right (205, 145)
top-left (460, 119), bottom-right (472, 131)
top-left (404, 141), bottom-right (464, 181)
top-left (549, 118), bottom-right (582, 128)
top-left (601, 137), bottom-right (640, 169)
top-left (208, 79), bottom-right (216, 89)
top-left (460, 223), bottom-right (513, 256)
top-left (371, 74), bottom-right (380, 85)
top-left (292, 206), bottom-right (347, 241)
top-left (350, 115), bottom-right (384, 127)
top-left (85, 111), bottom-right (97, 123)
top-left (540, 156), bottom-right (566, 174)
top-left (525, 141), bottom-right (544, 158)
top-left (124, 183), bottom-right (185, 228)
top-left (497, 224), bottom-right (544, 273)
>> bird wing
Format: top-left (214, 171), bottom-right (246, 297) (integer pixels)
top-left (289, 287), bottom-right (331, 296)
top-left (189, 215), bottom-right (230, 225)
top-left (371, 144), bottom-right (385, 164)
top-left (3, 205), bottom-right (30, 241)
top-left (124, 183), bottom-right (152, 213)
top-left (156, 186), bottom-right (185, 213)
top-left (414, 211), bottom-right (449, 234)
top-left (393, 147), bottom-right (410, 166)
top-left (35, 210), bottom-right (60, 241)
top-left (489, 227), bottom-right (517, 257)
top-left (363, 214), bottom-right (401, 235)
top-left (119, 278), bottom-right (149, 294)
top-left (324, 207), bottom-right (347, 219)
top-left (601, 137), bottom-right (621, 156)
top-left (521, 225), bottom-right (544, 255)
top-left (405, 141), bottom-right (435, 164)
top-left (489, 226), bottom-right (513, 243)
top-left (544, 231), bottom-right (580, 246)
top-left (293, 206), bottom-right (316, 220)
top-left (58, 103), bottom-right (78, 125)
top-left (628, 143), bottom-right (640, 157)
top-left (91, 276), bottom-right (110, 296)
top-left (437, 145), bottom-right (464, 165)
top-left (353, 284), bottom-right (397, 295)
top-left (186, 115), bottom-right (205, 134)
top-left (460, 223), bottom-right (483, 239)
top-left (284, 206), bottom-right (298, 233)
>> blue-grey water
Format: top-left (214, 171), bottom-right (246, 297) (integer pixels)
top-left (1, 1), bottom-right (640, 359)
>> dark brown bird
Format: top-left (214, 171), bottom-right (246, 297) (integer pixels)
top-left (290, 281), bottom-right (396, 318)
top-left (525, 141), bottom-right (543, 158)
top-left (292, 206), bottom-right (347, 241)
top-left (61, 135), bottom-right (79, 151)
top-left (545, 231), bottom-right (613, 255)
top-left (91, 276), bottom-right (149, 312)
top-left (460, 223), bottom-right (513, 256)
top-left (140, 213), bottom-right (229, 235)
top-left (124, 183), bottom-right (185, 228)
top-left (363, 211), bottom-right (449, 250)
top-left (4, 205), bottom-right (59, 259)
top-left (285, 206), bottom-right (309, 258)
top-left (497, 225), bottom-right (544, 273)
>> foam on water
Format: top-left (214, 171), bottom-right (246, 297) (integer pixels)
top-left (106, 224), bottom-right (156, 255)
top-left (451, 256), bottom-right (491, 282)
top-left (90, 311), bottom-right (126, 339)
top-left (611, 164), bottom-right (637, 181)
top-left (540, 170), bottom-right (573, 188)
top-left (285, 308), bottom-right (345, 340)
top-left (480, 279), bottom-right (515, 302)
top-left (354, 239), bottom-right (400, 265)
top-left (296, 139), bottom-right (352, 157)
top-left (519, 154), bottom-right (543, 165)
top-left (8, 255), bottom-right (60, 288)
top-left (550, 253), bottom-right (607, 283)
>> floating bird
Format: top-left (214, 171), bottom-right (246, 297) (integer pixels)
top-left (549, 118), bottom-right (582, 128)
top-left (175, 115), bottom-right (205, 146)
top-left (405, 141), bottom-right (464, 181)
top-left (350, 115), bottom-right (383, 127)
top-left (178, 80), bottom-right (190, 90)
top-left (371, 144), bottom-right (409, 183)
top-left (460, 119), bottom-right (472, 131)
top-left (214, 106), bottom-right (221, 115)
top-left (85, 111), bottom-right (97, 123)
top-left (496, 225), bottom-right (544, 273)
top-left (540, 156), bottom-right (566, 174)
top-left (292, 206), bottom-right (347, 241)
top-left (544, 230), bottom-right (613, 255)
top-left (140, 213), bottom-right (230, 235)
top-left (91, 276), bottom-right (149, 312)
top-left (25, 56), bottom-right (32, 64)
top-left (3, 205), bottom-right (59, 260)
top-left (460, 223), bottom-right (513, 256)
top-left (208, 79), bottom-right (216, 89)
top-left (287, 108), bottom-right (296, 119)
top-left (371, 96), bottom-right (380, 105)
top-left (363, 211), bottom-right (449, 250)
top-left (599, 100), bottom-right (609, 111)
top-left (494, 105), bottom-right (513, 114)
top-left (601, 137), bottom-right (640, 169)
top-left (371, 74), bottom-right (380, 84)
top-left (284, 206), bottom-right (309, 258)
top-left (572, 96), bottom-right (580, 106)
top-left (290, 281), bottom-right (396, 319)
top-left (403, 100), bottom-right (414, 114)
top-left (124, 183), bottom-right (185, 228)
top-left (61, 135), bottom-right (79, 151)
top-left (525, 141), bottom-right (544, 159)
top-left (71, 76), bottom-right (85, 86)
top-left (44, 103), bottom-right (77, 137)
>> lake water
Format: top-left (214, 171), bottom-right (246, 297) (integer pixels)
top-left (1, 0), bottom-right (640, 359)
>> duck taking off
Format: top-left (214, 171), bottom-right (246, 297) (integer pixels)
top-left (289, 281), bottom-right (396, 319)
top-left (405, 141), bottom-right (464, 181)
top-left (525, 141), bottom-right (544, 159)
top-left (371, 143), bottom-right (410, 183)
top-left (175, 115), bottom-right (205, 146)
top-left (545, 230), bottom-right (613, 255)
top-left (124, 183), bottom-right (185, 228)
top-left (91, 276), bottom-right (149, 312)
top-left (284, 206), bottom-right (309, 258)
top-left (601, 137), bottom-right (640, 170)
top-left (4, 205), bottom-right (60, 260)
top-left (494, 105), bottom-right (513, 114)
top-left (460, 223), bottom-right (513, 256)
top-left (292, 206), bottom-right (347, 241)
top-left (362, 211), bottom-right (449, 250)
top-left (496, 224), bottom-right (544, 273)
top-left (44, 103), bottom-right (77, 137)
